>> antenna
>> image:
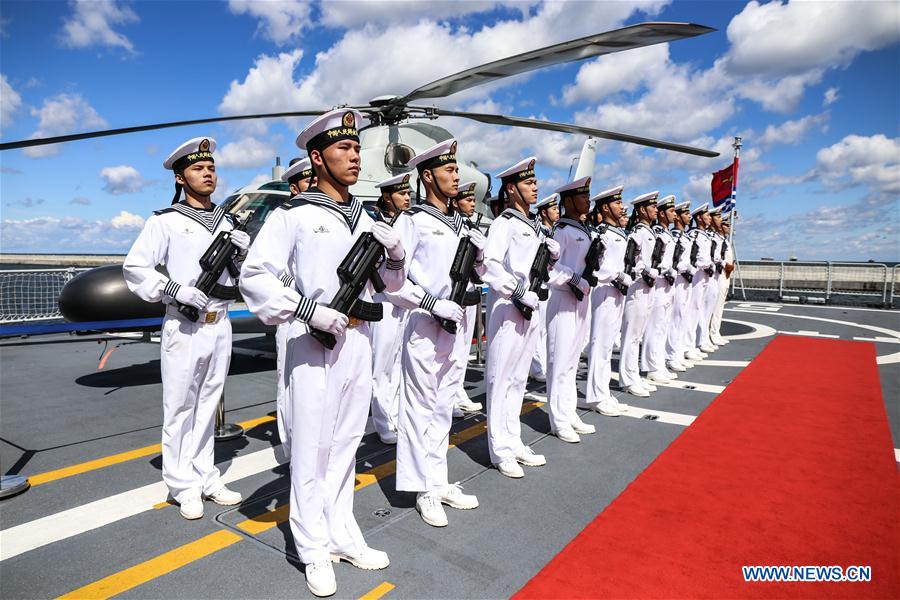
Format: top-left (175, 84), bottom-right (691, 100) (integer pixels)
top-left (272, 156), bottom-right (284, 181)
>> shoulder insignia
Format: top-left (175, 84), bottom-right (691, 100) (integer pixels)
top-left (152, 207), bottom-right (177, 216)
top-left (501, 212), bottom-right (514, 219)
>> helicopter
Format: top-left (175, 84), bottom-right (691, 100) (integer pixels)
top-left (1, 21), bottom-right (720, 330)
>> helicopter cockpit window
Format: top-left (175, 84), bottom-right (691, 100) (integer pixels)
top-left (258, 181), bottom-right (291, 192)
top-left (385, 143), bottom-right (416, 170)
top-left (221, 193), bottom-right (290, 241)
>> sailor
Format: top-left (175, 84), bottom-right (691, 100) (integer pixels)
top-left (369, 172), bottom-right (413, 444)
top-left (543, 179), bottom-right (596, 442)
top-left (618, 191), bottom-right (660, 398)
top-left (665, 200), bottom-right (697, 372)
top-left (640, 195), bottom-right (679, 384)
top-left (709, 214), bottom-right (734, 346)
top-left (684, 203), bottom-right (717, 357)
top-left (239, 109), bottom-right (406, 597)
top-left (481, 157), bottom-right (560, 478)
top-left (123, 137), bottom-right (250, 520)
top-left (708, 208), bottom-right (731, 346)
top-left (528, 193), bottom-right (560, 383)
top-left (583, 186), bottom-right (632, 415)
top-left (385, 140), bottom-right (484, 528)
top-left (274, 157), bottom-right (315, 459)
top-left (701, 206), bottom-right (725, 352)
top-left (449, 181), bottom-right (486, 419)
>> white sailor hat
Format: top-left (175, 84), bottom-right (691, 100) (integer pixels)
top-left (296, 108), bottom-right (364, 153)
top-left (554, 176), bottom-right (591, 197)
top-left (708, 205), bottom-right (724, 216)
top-left (530, 193), bottom-right (559, 214)
top-left (408, 139), bottom-right (458, 171)
top-left (691, 203), bottom-right (709, 217)
top-left (376, 172), bottom-right (412, 193)
top-left (630, 191), bottom-right (659, 207)
top-left (497, 156), bottom-right (537, 182)
top-left (590, 185), bottom-right (624, 205)
top-left (455, 181), bottom-right (477, 199)
top-left (674, 200), bottom-right (691, 213)
top-left (657, 194), bottom-right (676, 210)
top-left (164, 137), bottom-right (216, 171)
top-left (281, 157), bottom-right (313, 183)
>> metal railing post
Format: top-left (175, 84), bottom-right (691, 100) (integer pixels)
top-left (473, 289), bottom-right (485, 366)
top-left (778, 262), bottom-right (785, 298)
top-left (825, 261), bottom-right (832, 302)
top-left (214, 391), bottom-right (244, 442)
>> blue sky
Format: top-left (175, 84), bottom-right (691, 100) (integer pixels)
top-left (1, 0), bottom-right (898, 260)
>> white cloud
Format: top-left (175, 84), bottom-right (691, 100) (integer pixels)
top-left (100, 165), bottom-right (149, 194)
top-left (814, 134), bottom-right (900, 194)
top-left (0, 213), bottom-right (144, 253)
top-left (735, 69), bottom-right (824, 113)
top-left (758, 112), bottom-right (829, 147)
top-left (60, 0), bottom-right (138, 53)
top-left (823, 87), bottom-right (839, 106)
top-left (228, 0), bottom-right (312, 45)
top-left (561, 43), bottom-right (669, 105)
top-left (0, 74), bottom-right (22, 135)
top-left (216, 137), bottom-right (278, 169)
top-left (24, 93), bottom-right (107, 158)
top-left (724, 0), bottom-right (900, 77)
top-left (219, 50), bottom-right (309, 115)
top-left (70, 196), bottom-right (91, 205)
top-left (110, 210), bottom-right (144, 229)
top-left (318, 1), bottom-right (529, 29)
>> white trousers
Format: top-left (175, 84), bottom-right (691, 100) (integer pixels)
top-left (485, 293), bottom-right (539, 464)
top-left (275, 323), bottom-right (291, 458)
top-left (370, 302), bottom-right (407, 437)
top-left (709, 273), bottom-right (729, 341)
top-left (700, 271), bottom-right (720, 347)
top-left (160, 311), bottom-right (231, 504)
top-left (666, 275), bottom-right (693, 361)
top-left (586, 283), bottom-right (625, 406)
top-left (396, 310), bottom-right (456, 493)
top-left (618, 282), bottom-right (653, 388)
top-left (641, 280), bottom-right (674, 373)
top-left (546, 288), bottom-right (590, 433)
top-left (529, 299), bottom-right (548, 380)
top-left (286, 322), bottom-right (371, 564)
top-left (451, 304), bottom-right (478, 406)
top-left (689, 270), bottom-right (713, 348)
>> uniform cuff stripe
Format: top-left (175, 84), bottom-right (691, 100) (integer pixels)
top-left (568, 273), bottom-right (581, 287)
top-left (281, 274), bottom-right (295, 288)
top-left (295, 297), bottom-right (316, 323)
top-left (419, 294), bottom-right (437, 313)
top-left (164, 280), bottom-right (181, 299)
top-left (386, 257), bottom-right (404, 271)
top-left (512, 282), bottom-right (525, 299)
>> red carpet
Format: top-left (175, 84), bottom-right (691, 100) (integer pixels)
top-left (516, 336), bottom-right (899, 599)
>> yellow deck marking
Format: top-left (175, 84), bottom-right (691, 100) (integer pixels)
top-left (57, 401), bottom-right (543, 597)
top-left (359, 582), bottom-right (395, 600)
top-left (153, 500), bottom-right (175, 510)
top-left (30, 415), bottom-right (276, 487)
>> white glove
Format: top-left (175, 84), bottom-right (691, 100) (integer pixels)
top-left (308, 305), bottom-right (349, 336)
top-left (432, 299), bottom-right (463, 323)
top-left (467, 229), bottom-right (486, 251)
top-left (518, 290), bottom-right (539, 310)
top-left (616, 272), bottom-right (634, 288)
top-left (497, 278), bottom-right (518, 299)
top-left (644, 267), bottom-right (660, 280)
top-left (174, 286), bottom-right (208, 309)
top-left (229, 229), bottom-right (250, 251)
top-left (371, 222), bottom-right (404, 261)
top-left (545, 238), bottom-right (561, 260)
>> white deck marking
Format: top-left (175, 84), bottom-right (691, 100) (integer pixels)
top-left (621, 406), bottom-right (696, 427)
top-left (0, 447), bottom-right (284, 562)
top-left (721, 317), bottom-right (777, 340)
top-left (700, 360), bottom-right (750, 367)
top-left (609, 373), bottom-right (725, 394)
top-left (895, 449), bottom-right (900, 462)
top-left (777, 330), bottom-right (840, 339)
top-left (877, 352), bottom-right (900, 365)
top-left (853, 336), bottom-right (900, 344)
top-left (728, 301), bottom-right (900, 315)
top-left (735, 303), bottom-right (781, 312)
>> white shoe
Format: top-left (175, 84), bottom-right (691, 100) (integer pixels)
top-left (306, 559), bottom-right (337, 597)
top-left (554, 427), bottom-right (581, 443)
top-left (496, 457), bottom-right (525, 478)
top-left (529, 372), bottom-right (547, 383)
top-left (718, 337), bottom-right (730, 345)
top-left (205, 487), bottom-right (242, 506)
top-left (452, 406), bottom-right (465, 419)
top-left (667, 360), bottom-right (687, 372)
top-left (642, 379), bottom-right (658, 392)
top-left (438, 482), bottom-right (479, 509)
top-left (416, 493), bottom-right (448, 527)
top-left (456, 399), bottom-right (483, 412)
top-left (700, 344), bottom-right (716, 353)
top-left (624, 385), bottom-right (650, 398)
top-left (597, 401), bottom-right (625, 417)
top-left (647, 371), bottom-right (672, 384)
top-left (515, 446), bottom-right (547, 466)
top-left (378, 430), bottom-right (397, 445)
top-left (571, 420), bottom-right (596, 435)
top-left (684, 349), bottom-right (704, 361)
top-left (331, 547), bottom-right (390, 570)
top-left (179, 496), bottom-right (204, 520)
top-left (614, 399), bottom-right (630, 410)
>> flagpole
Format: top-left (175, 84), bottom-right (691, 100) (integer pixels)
top-left (729, 136), bottom-right (745, 299)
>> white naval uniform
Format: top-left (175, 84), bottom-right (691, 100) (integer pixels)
top-left (449, 219), bottom-right (485, 410)
top-left (123, 202), bottom-right (238, 505)
top-left (385, 204), bottom-right (484, 494)
top-left (370, 293), bottom-right (407, 438)
top-left (618, 223), bottom-right (656, 389)
top-left (585, 223), bottom-right (628, 407)
top-left (685, 228), bottom-right (715, 349)
top-left (710, 236), bottom-right (733, 341)
top-left (641, 224), bottom-right (675, 374)
top-left (275, 273), bottom-right (296, 459)
top-left (481, 208), bottom-right (549, 465)
top-left (544, 218), bottom-right (592, 433)
top-left (703, 233), bottom-right (724, 346)
top-left (529, 223), bottom-right (553, 381)
top-left (666, 229), bottom-right (696, 362)
top-left (239, 190), bottom-right (405, 565)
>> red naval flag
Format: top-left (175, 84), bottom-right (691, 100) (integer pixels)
top-left (710, 158), bottom-right (738, 207)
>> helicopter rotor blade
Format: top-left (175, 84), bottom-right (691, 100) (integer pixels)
top-left (397, 22), bottom-right (715, 104)
top-left (435, 109), bottom-right (720, 158)
top-left (0, 110), bottom-right (332, 151)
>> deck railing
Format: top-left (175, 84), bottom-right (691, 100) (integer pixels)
top-left (0, 268), bottom-right (89, 323)
top-left (733, 261), bottom-right (898, 306)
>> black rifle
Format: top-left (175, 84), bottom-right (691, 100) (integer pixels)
top-left (569, 235), bottom-right (604, 301)
top-left (718, 238), bottom-right (727, 273)
top-left (435, 214), bottom-right (483, 334)
top-left (673, 239), bottom-right (692, 283)
top-left (513, 242), bottom-right (551, 320)
top-left (176, 217), bottom-right (248, 322)
top-left (647, 236), bottom-right (664, 286)
top-left (309, 214), bottom-right (398, 350)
